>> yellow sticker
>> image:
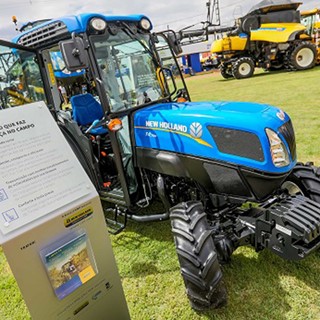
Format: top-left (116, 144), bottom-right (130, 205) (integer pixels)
top-left (64, 206), bottom-right (93, 228)
top-left (79, 265), bottom-right (96, 283)
top-left (47, 63), bottom-right (56, 86)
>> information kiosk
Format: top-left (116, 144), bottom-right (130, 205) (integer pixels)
top-left (0, 102), bottom-right (130, 319)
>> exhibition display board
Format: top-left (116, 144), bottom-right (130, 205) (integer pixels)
top-left (0, 102), bottom-right (130, 320)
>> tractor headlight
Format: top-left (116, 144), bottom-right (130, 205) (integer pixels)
top-left (140, 18), bottom-right (152, 31)
top-left (266, 128), bottom-right (290, 167)
top-left (90, 18), bottom-right (107, 32)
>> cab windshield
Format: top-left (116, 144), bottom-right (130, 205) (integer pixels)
top-left (91, 30), bottom-right (165, 112)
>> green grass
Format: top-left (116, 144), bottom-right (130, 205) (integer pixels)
top-left (2, 68), bottom-right (320, 319)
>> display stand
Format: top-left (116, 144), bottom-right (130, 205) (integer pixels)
top-left (0, 102), bottom-right (130, 320)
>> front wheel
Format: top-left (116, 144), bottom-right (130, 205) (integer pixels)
top-left (170, 201), bottom-right (227, 310)
top-left (232, 57), bottom-right (255, 79)
top-left (282, 163), bottom-right (320, 203)
top-left (220, 63), bottom-right (233, 79)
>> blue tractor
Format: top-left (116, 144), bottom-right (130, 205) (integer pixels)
top-left (2, 13), bottom-right (320, 310)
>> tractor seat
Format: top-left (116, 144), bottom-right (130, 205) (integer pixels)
top-left (71, 93), bottom-right (107, 135)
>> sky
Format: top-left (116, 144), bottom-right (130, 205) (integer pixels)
top-left (0, 0), bottom-right (319, 41)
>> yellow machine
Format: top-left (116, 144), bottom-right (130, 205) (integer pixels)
top-left (211, 0), bottom-right (317, 79)
top-left (301, 8), bottom-right (320, 64)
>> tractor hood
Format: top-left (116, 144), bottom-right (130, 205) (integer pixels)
top-left (134, 101), bottom-right (296, 174)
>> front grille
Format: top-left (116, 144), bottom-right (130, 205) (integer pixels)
top-left (279, 120), bottom-right (296, 160)
top-left (18, 21), bottom-right (69, 48)
top-left (208, 126), bottom-right (264, 161)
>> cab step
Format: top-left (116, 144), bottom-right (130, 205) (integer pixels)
top-left (100, 182), bottom-right (126, 207)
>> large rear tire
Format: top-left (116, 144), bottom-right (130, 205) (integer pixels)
top-left (282, 163), bottom-right (320, 203)
top-left (170, 201), bottom-right (227, 310)
top-left (232, 57), bottom-right (255, 79)
top-left (287, 41), bottom-right (317, 71)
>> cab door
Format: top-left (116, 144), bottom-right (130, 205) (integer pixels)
top-left (154, 32), bottom-right (190, 102)
top-left (0, 39), bottom-right (49, 110)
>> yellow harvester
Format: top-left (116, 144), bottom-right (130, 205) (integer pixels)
top-left (211, 0), bottom-right (317, 79)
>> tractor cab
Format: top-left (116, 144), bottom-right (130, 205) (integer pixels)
top-left (300, 8), bottom-right (320, 63)
top-left (8, 14), bottom-right (189, 231)
top-left (301, 9), bottom-right (319, 35)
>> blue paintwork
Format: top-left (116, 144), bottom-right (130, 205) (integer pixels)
top-left (12, 13), bottom-right (296, 176)
top-left (134, 101), bottom-right (296, 174)
top-left (13, 13), bottom-right (151, 43)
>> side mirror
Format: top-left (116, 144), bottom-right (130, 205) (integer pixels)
top-left (59, 34), bottom-right (88, 71)
top-left (151, 33), bottom-right (159, 44)
top-left (165, 31), bottom-right (183, 56)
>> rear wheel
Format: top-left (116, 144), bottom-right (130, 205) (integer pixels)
top-left (287, 42), bottom-right (317, 70)
top-left (282, 163), bottom-right (320, 203)
top-left (170, 201), bottom-right (227, 310)
top-left (232, 57), bottom-right (255, 79)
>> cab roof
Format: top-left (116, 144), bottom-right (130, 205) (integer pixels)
top-left (248, 0), bottom-right (302, 15)
top-left (14, 13), bottom-right (151, 44)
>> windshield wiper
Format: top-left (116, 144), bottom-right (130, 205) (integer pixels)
top-left (120, 22), bottom-right (160, 67)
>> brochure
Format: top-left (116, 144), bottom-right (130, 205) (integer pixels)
top-left (42, 231), bottom-right (96, 300)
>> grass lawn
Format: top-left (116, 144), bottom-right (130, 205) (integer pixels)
top-left (2, 67), bottom-right (320, 319)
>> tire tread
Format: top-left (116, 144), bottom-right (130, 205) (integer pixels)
top-left (170, 201), bottom-right (227, 310)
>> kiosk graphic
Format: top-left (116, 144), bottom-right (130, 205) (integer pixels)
top-left (0, 189), bottom-right (8, 202)
top-left (42, 232), bottom-right (96, 300)
top-left (2, 208), bottom-right (18, 223)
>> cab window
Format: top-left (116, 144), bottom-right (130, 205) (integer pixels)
top-left (0, 44), bottom-right (46, 109)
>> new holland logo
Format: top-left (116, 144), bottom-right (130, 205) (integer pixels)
top-left (276, 110), bottom-right (285, 121)
top-left (190, 122), bottom-right (203, 138)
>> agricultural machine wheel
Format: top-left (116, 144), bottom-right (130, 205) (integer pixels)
top-left (220, 64), bottom-right (233, 79)
top-left (232, 57), bottom-right (255, 79)
top-left (170, 201), bottom-right (227, 311)
top-left (288, 41), bottom-right (317, 70)
top-left (282, 163), bottom-right (320, 203)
